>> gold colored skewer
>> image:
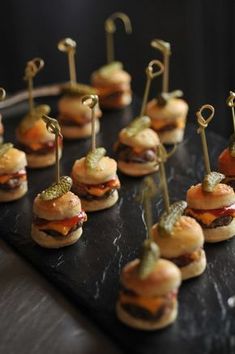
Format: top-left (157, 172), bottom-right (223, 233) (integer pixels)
top-left (105, 12), bottom-right (132, 64)
top-left (43, 115), bottom-right (62, 184)
top-left (24, 58), bottom-right (44, 114)
top-left (82, 95), bottom-right (98, 152)
top-left (141, 177), bottom-right (157, 239)
top-left (0, 88), bottom-right (6, 101)
top-left (151, 39), bottom-right (171, 93)
top-left (196, 104), bottom-right (215, 175)
top-left (157, 144), bottom-right (176, 213)
top-left (140, 60), bottom-right (164, 117)
top-left (58, 38), bottom-right (77, 88)
top-left (226, 91), bottom-right (235, 133)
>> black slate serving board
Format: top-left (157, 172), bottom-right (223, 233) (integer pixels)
top-left (1, 98), bottom-right (235, 354)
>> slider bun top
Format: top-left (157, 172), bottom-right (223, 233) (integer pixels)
top-left (218, 148), bottom-right (235, 176)
top-left (72, 156), bottom-right (117, 185)
top-left (152, 216), bottom-right (204, 258)
top-left (58, 96), bottom-right (102, 118)
top-left (147, 98), bottom-right (188, 120)
top-left (0, 147), bottom-right (27, 174)
top-left (17, 119), bottom-right (55, 144)
top-left (121, 258), bottom-right (181, 297)
top-left (187, 183), bottom-right (235, 210)
top-left (92, 69), bottom-right (131, 86)
top-left (119, 127), bottom-right (160, 149)
top-left (33, 191), bottom-right (82, 221)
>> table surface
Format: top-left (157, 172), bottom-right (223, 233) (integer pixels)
top-left (1, 99), bottom-right (235, 354)
top-left (0, 240), bottom-right (121, 354)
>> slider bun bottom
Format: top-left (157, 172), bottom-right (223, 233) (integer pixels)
top-left (0, 181), bottom-right (28, 202)
top-left (116, 299), bottom-right (178, 331)
top-left (180, 249), bottom-right (206, 280)
top-left (118, 161), bottom-right (159, 177)
top-left (80, 190), bottom-right (118, 212)
top-left (157, 128), bottom-right (185, 144)
top-left (61, 119), bottom-right (100, 139)
top-left (203, 218), bottom-right (235, 243)
top-left (26, 149), bottom-right (62, 169)
top-left (31, 224), bottom-right (82, 249)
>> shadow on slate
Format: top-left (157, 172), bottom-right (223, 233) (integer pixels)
top-left (1, 97), bottom-right (235, 354)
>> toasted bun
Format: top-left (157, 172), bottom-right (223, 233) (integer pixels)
top-left (99, 92), bottom-right (132, 110)
top-left (155, 128), bottom-right (185, 144)
top-left (121, 258), bottom-right (181, 297)
top-left (0, 147), bottom-right (27, 174)
top-left (58, 95), bottom-right (102, 118)
top-left (218, 148), bottom-right (235, 176)
top-left (79, 189), bottom-right (119, 212)
top-left (31, 224), bottom-right (82, 248)
top-left (91, 69), bottom-right (131, 86)
top-left (146, 98), bottom-right (188, 120)
top-left (180, 249), bottom-right (207, 280)
top-left (152, 216), bottom-right (204, 258)
top-left (61, 119), bottom-right (100, 140)
top-left (17, 119), bottom-right (54, 144)
top-left (26, 147), bottom-right (62, 169)
top-left (0, 180), bottom-right (28, 202)
top-left (203, 217), bottom-right (235, 243)
top-left (71, 156), bottom-right (117, 185)
top-left (118, 160), bottom-right (159, 177)
top-left (119, 128), bottom-right (160, 149)
top-left (186, 183), bottom-right (235, 209)
top-left (116, 298), bottom-right (178, 330)
top-left (33, 191), bottom-right (82, 221)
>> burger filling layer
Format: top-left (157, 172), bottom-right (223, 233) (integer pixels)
top-left (119, 286), bottom-right (176, 321)
top-left (0, 169), bottom-right (27, 191)
top-left (33, 211), bottom-right (87, 237)
top-left (72, 177), bottom-right (120, 201)
top-left (151, 117), bottom-right (185, 133)
top-left (19, 138), bottom-right (62, 156)
top-left (186, 204), bottom-right (235, 228)
top-left (167, 248), bottom-right (202, 268)
top-left (115, 143), bottom-right (157, 164)
top-left (59, 115), bottom-right (91, 128)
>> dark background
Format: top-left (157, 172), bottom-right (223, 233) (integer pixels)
top-left (0, 0), bottom-right (234, 137)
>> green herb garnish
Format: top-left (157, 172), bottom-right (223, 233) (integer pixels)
top-left (0, 143), bottom-right (13, 157)
top-left (158, 200), bottom-right (187, 237)
top-left (125, 116), bottom-right (150, 137)
top-left (138, 240), bottom-right (160, 279)
top-left (202, 171), bottom-right (225, 192)
top-left (85, 147), bottom-right (106, 170)
top-left (61, 83), bottom-right (97, 97)
top-left (98, 61), bottom-right (123, 77)
top-left (40, 176), bottom-right (72, 200)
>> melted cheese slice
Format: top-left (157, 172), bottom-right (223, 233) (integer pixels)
top-left (38, 221), bottom-right (72, 236)
top-left (187, 208), bottom-right (235, 225)
top-left (119, 292), bottom-right (165, 314)
top-left (85, 178), bottom-right (120, 197)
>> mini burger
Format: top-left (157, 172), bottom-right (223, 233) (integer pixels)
top-left (218, 136), bottom-right (235, 189)
top-left (16, 105), bottom-right (62, 168)
top-left (152, 201), bottom-right (206, 281)
top-left (116, 241), bottom-right (181, 330)
top-left (114, 116), bottom-right (160, 177)
top-left (146, 92), bottom-right (188, 144)
top-left (58, 84), bottom-right (102, 139)
top-left (186, 172), bottom-right (235, 243)
top-left (71, 147), bottom-right (120, 212)
top-left (0, 143), bottom-right (27, 202)
top-left (32, 176), bottom-right (87, 248)
top-left (91, 62), bottom-right (132, 110)
top-left (0, 115), bottom-right (4, 144)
